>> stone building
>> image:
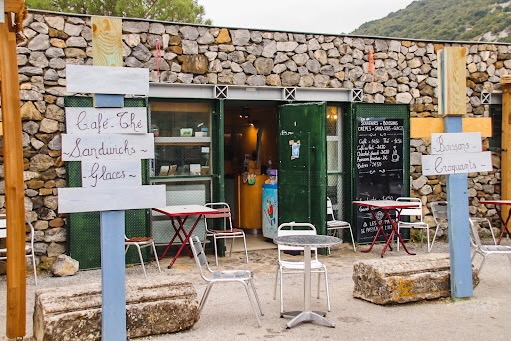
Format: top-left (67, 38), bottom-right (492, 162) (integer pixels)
top-left (2, 9), bottom-right (510, 269)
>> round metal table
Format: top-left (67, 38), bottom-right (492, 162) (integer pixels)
top-left (273, 234), bottom-right (341, 328)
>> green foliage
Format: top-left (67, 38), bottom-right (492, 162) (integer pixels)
top-left (351, 0), bottom-right (510, 42)
top-left (25, 0), bottom-right (212, 24)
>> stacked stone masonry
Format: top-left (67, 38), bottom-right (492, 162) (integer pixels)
top-left (1, 10), bottom-right (510, 269)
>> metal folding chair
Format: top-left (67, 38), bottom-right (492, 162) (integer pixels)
top-left (190, 235), bottom-right (263, 327)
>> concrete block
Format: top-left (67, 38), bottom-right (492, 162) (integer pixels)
top-left (352, 253), bottom-right (479, 305)
top-left (33, 277), bottom-right (200, 340)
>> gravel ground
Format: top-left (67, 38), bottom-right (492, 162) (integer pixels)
top-left (1, 239), bottom-right (510, 341)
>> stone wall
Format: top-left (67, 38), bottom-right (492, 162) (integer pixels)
top-left (2, 10), bottom-right (510, 268)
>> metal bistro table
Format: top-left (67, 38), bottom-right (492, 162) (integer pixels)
top-left (273, 234), bottom-right (341, 329)
top-left (153, 205), bottom-right (219, 269)
top-left (479, 199), bottom-right (511, 244)
top-left (353, 200), bottom-right (417, 258)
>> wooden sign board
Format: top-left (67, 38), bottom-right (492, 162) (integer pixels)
top-left (66, 65), bottom-right (149, 95)
top-left (422, 151), bottom-right (492, 175)
top-left (58, 185), bottom-right (166, 213)
top-left (430, 132), bottom-right (482, 155)
top-left (61, 133), bottom-right (155, 161)
top-left (65, 107), bottom-right (148, 134)
top-left (81, 160), bottom-right (141, 187)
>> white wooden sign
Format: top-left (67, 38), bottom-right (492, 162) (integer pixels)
top-left (61, 133), bottom-right (155, 161)
top-left (422, 151), bottom-right (492, 175)
top-left (58, 185), bottom-right (166, 213)
top-left (81, 160), bottom-right (141, 188)
top-left (65, 107), bottom-right (148, 134)
top-left (0, 1), bottom-right (4, 23)
top-left (66, 65), bottom-right (149, 95)
top-left (430, 132), bottom-right (482, 155)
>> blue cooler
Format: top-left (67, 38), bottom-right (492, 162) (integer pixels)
top-left (262, 184), bottom-right (278, 239)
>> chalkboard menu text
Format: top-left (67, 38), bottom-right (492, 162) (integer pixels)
top-left (355, 117), bottom-right (405, 243)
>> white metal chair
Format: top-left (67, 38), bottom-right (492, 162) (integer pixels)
top-left (190, 235), bottom-right (263, 327)
top-left (326, 197), bottom-right (356, 252)
top-left (273, 222), bottom-right (330, 316)
top-left (430, 201), bottom-right (448, 250)
top-left (125, 235), bottom-right (161, 278)
top-left (431, 201), bottom-right (497, 249)
top-left (0, 218), bottom-right (38, 285)
top-left (203, 202), bottom-right (248, 266)
top-left (469, 216), bottom-right (497, 246)
top-left (469, 219), bottom-right (511, 275)
top-left (396, 197), bottom-right (431, 252)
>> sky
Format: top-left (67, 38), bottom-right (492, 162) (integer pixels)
top-left (199, 0), bottom-right (416, 35)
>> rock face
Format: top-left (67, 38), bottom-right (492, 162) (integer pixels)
top-left (352, 253), bottom-right (479, 305)
top-left (51, 254), bottom-right (79, 276)
top-left (33, 278), bottom-right (200, 340)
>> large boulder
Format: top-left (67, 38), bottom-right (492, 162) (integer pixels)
top-left (33, 277), bottom-right (200, 340)
top-left (352, 253), bottom-right (479, 305)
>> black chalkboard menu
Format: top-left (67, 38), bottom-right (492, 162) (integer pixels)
top-left (354, 117), bottom-right (407, 244)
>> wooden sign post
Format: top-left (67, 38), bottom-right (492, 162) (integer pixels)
top-left (437, 47), bottom-right (474, 299)
top-left (1, 1), bottom-right (28, 338)
top-left (58, 17), bottom-right (166, 340)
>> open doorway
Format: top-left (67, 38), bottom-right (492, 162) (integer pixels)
top-left (223, 102), bottom-right (278, 250)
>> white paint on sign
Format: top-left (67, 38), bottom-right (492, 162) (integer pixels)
top-left (0, 1), bottom-right (4, 23)
top-left (430, 132), bottom-right (482, 155)
top-left (66, 65), bottom-right (149, 95)
top-left (61, 133), bottom-right (155, 161)
top-left (81, 160), bottom-right (141, 188)
top-left (58, 185), bottom-right (166, 213)
top-left (422, 151), bottom-right (492, 175)
top-left (65, 107), bottom-right (148, 134)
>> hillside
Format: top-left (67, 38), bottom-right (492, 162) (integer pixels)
top-left (351, 0), bottom-right (511, 42)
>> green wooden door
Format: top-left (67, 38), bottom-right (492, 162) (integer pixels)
top-left (278, 102), bottom-right (327, 234)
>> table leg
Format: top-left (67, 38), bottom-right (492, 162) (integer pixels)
top-left (361, 208), bottom-right (393, 254)
top-left (497, 210), bottom-right (511, 245)
top-left (158, 217), bottom-right (183, 260)
top-left (167, 215), bottom-right (204, 269)
top-left (381, 210), bottom-right (415, 257)
top-left (286, 245), bottom-right (335, 329)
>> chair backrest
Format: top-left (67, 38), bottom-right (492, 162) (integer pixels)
top-left (396, 197), bottom-right (423, 222)
top-left (0, 218), bottom-right (35, 254)
top-left (468, 219), bottom-right (483, 249)
top-left (0, 218), bottom-right (6, 239)
top-left (277, 222), bottom-right (318, 260)
top-left (431, 201), bottom-right (448, 227)
top-left (190, 235), bottom-right (211, 279)
top-left (326, 197), bottom-right (336, 221)
top-left (204, 202), bottom-right (233, 232)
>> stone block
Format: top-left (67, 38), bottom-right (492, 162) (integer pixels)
top-left (352, 253), bottom-right (479, 305)
top-left (33, 277), bottom-right (200, 340)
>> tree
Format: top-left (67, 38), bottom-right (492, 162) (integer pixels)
top-left (25, 0), bottom-right (212, 24)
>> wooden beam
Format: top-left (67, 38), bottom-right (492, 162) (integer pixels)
top-left (410, 117), bottom-right (492, 138)
top-left (438, 47), bottom-right (467, 117)
top-left (438, 47), bottom-right (473, 299)
top-left (92, 16), bottom-right (123, 67)
top-left (500, 75), bottom-right (511, 224)
top-left (0, 15), bottom-right (27, 338)
top-left (4, 0), bottom-right (23, 14)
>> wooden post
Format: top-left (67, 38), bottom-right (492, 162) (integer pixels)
top-left (92, 16), bottom-right (127, 340)
top-left (438, 47), bottom-right (473, 299)
top-left (0, 3), bottom-right (28, 337)
top-left (500, 75), bottom-right (511, 228)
